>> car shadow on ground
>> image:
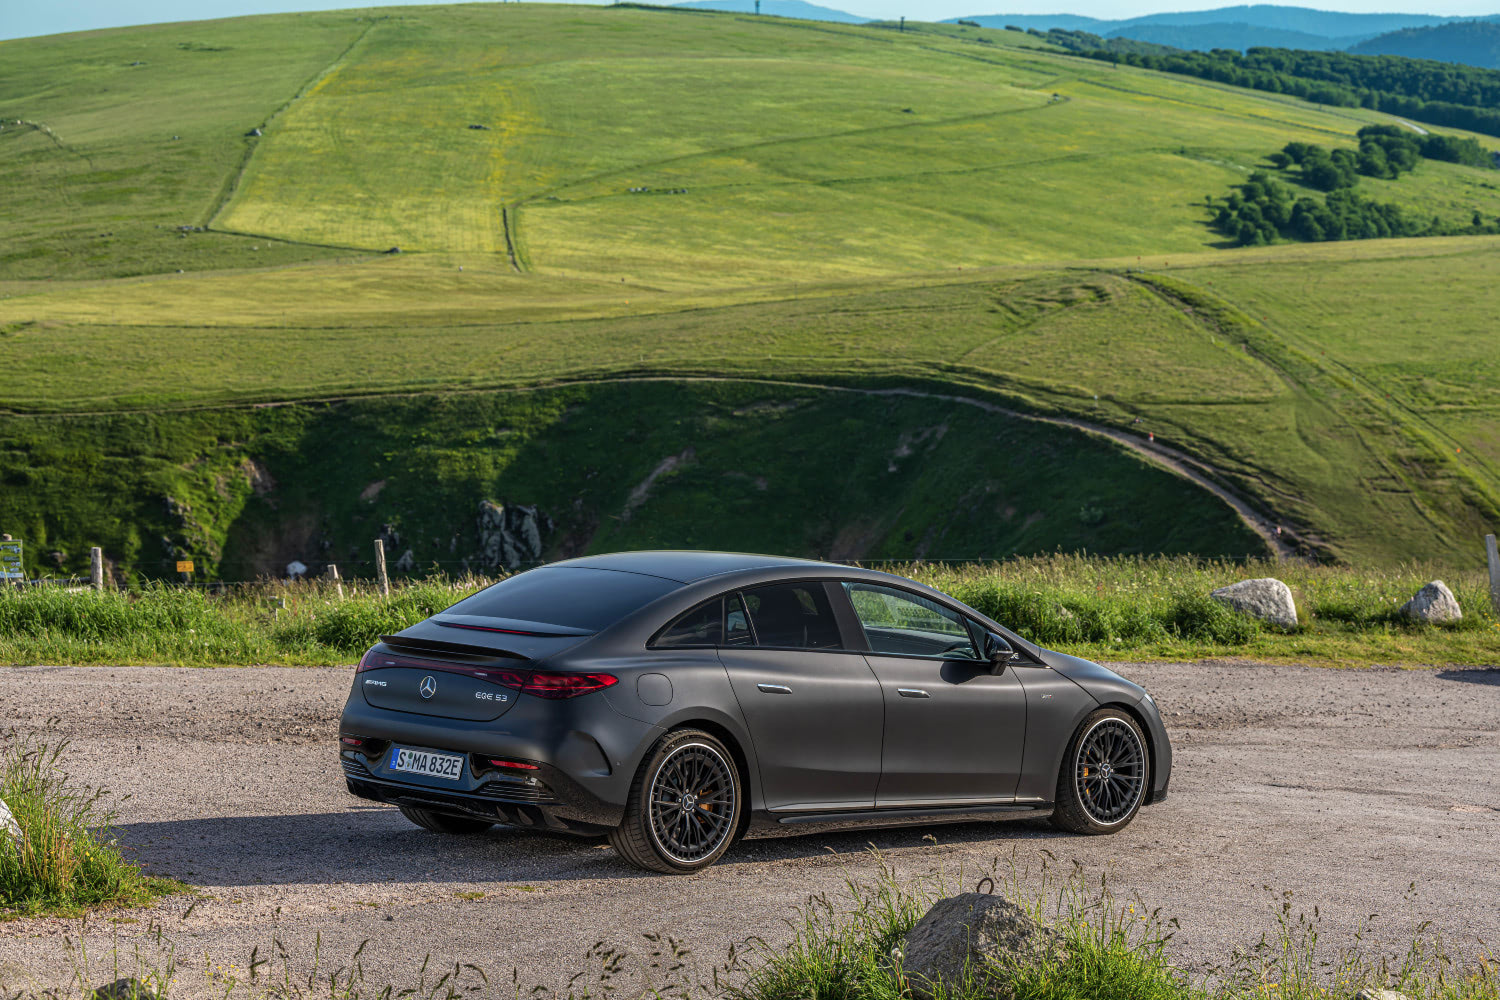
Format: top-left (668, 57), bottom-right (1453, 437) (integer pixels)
top-left (116, 809), bottom-right (1068, 888)
top-left (1436, 668), bottom-right (1500, 686)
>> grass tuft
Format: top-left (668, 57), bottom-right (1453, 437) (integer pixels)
top-left (0, 724), bottom-right (186, 918)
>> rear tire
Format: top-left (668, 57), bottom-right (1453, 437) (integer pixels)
top-left (609, 729), bottom-right (742, 874)
top-left (1051, 708), bottom-right (1150, 835)
top-left (398, 805), bottom-right (494, 835)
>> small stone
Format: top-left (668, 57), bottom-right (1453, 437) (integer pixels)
top-left (1210, 578), bottom-right (1298, 628)
top-left (1355, 990), bottom-right (1413, 1000)
top-left (0, 797), bottom-right (20, 841)
top-left (1399, 580), bottom-right (1462, 624)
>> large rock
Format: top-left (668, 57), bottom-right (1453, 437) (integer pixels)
top-left (1210, 578), bottom-right (1298, 628)
top-left (1355, 990), bottom-right (1413, 1000)
top-left (898, 893), bottom-right (1055, 997)
top-left (1398, 580), bottom-right (1462, 624)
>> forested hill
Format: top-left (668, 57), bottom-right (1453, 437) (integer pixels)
top-left (1065, 41), bottom-right (1500, 139)
top-left (1351, 21), bottom-right (1500, 71)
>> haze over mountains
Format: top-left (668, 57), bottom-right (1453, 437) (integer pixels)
top-left (675, 1), bottom-right (1500, 61)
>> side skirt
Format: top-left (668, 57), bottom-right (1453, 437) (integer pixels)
top-left (742, 802), bottom-right (1051, 839)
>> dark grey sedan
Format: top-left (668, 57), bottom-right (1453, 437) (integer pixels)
top-left (339, 551), bottom-right (1171, 873)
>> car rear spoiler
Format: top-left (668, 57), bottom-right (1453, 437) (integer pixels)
top-left (377, 634), bottom-right (529, 660)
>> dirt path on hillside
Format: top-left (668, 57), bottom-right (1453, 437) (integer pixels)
top-left (2, 661), bottom-right (1496, 994)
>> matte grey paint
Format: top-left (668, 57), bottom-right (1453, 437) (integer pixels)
top-left (339, 551), bottom-right (1171, 841)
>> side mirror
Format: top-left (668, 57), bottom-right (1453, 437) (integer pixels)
top-left (984, 632), bottom-right (1016, 674)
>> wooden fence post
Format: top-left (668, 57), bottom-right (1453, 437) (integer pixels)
top-left (1487, 534), bottom-right (1500, 617)
top-left (327, 563), bottom-right (345, 601)
top-left (373, 539), bottom-right (390, 598)
top-left (89, 547), bottom-right (104, 592)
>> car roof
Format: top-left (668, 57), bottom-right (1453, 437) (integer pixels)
top-left (544, 550), bottom-right (839, 584)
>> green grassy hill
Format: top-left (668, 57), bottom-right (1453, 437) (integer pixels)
top-left (1, 4), bottom-right (1497, 577)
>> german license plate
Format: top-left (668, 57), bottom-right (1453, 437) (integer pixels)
top-left (390, 747), bottom-right (464, 781)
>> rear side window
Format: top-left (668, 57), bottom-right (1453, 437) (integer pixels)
top-left (446, 567), bottom-right (679, 632)
top-left (654, 599), bottom-right (722, 647)
top-left (743, 582), bottom-right (843, 650)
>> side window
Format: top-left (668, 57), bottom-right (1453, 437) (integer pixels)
top-left (725, 594), bottom-right (754, 646)
top-left (654, 599), bottom-right (722, 648)
top-left (843, 583), bottom-right (978, 659)
top-left (742, 582), bottom-right (843, 650)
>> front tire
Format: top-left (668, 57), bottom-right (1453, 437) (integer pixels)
top-left (398, 805), bottom-right (494, 835)
top-left (609, 729), bottom-right (742, 874)
top-left (1051, 708), bottom-right (1150, 834)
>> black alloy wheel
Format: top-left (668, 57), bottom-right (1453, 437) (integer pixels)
top-left (610, 729), bottom-right (742, 873)
top-left (1052, 708), bottom-right (1150, 834)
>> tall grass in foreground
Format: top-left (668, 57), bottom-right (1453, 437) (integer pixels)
top-left (8, 852), bottom-right (1496, 1000)
top-left (0, 725), bottom-right (181, 917)
top-left (0, 556), bottom-right (1495, 667)
top-left (727, 852), bottom-right (1499, 1000)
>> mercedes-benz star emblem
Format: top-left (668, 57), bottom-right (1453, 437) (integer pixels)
top-left (419, 675), bottom-right (437, 699)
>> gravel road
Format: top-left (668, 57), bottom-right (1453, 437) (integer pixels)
top-left (1, 661), bottom-right (1497, 994)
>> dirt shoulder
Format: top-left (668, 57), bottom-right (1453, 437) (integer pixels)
top-left (1, 661), bottom-right (1497, 992)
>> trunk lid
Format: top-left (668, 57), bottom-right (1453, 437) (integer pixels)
top-left (359, 657), bottom-right (524, 722)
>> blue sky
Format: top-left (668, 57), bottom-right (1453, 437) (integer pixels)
top-left (5, 0), bottom-right (1500, 42)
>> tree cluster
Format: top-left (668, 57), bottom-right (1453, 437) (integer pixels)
top-left (1076, 44), bottom-right (1500, 140)
top-left (1211, 129), bottom-right (1500, 246)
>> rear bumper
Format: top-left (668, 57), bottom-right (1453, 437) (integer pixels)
top-left (338, 682), bottom-right (663, 831)
top-left (342, 761), bottom-right (614, 835)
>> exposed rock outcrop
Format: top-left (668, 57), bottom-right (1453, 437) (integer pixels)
top-left (477, 501), bottom-right (553, 570)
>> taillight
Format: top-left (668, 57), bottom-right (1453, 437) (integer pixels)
top-left (521, 671), bottom-right (619, 699)
top-left (488, 758), bottom-right (539, 770)
top-left (340, 736), bottom-right (364, 747)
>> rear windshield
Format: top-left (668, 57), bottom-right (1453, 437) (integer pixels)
top-left (444, 567), bottom-right (680, 632)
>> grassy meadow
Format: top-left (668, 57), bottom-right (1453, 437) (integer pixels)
top-left (0, 4), bottom-right (1498, 582)
top-left (0, 556), bottom-right (1494, 668)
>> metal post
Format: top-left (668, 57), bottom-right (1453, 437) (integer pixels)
top-left (374, 539), bottom-right (390, 598)
top-left (89, 547), bottom-right (104, 592)
top-left (327, 563), bottom-right (345, 601)
top-left (1487, 533), bottom-right (1500, 617)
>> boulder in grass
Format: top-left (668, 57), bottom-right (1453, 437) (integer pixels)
top-left (1398, 580), bottom-right (1462, 624)
top-left (898, 893), bottom-right (1057, 998)
top-left (91, 980), bottom-right (160, 1000)
top-left (1355, 990), bottom-right (1413, 1000)
top-left (1210, 578), bottom-right (1298, 628)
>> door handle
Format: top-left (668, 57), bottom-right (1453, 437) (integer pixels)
top-left (897, 688), bottom-right (930, 699)
top-left (757, 683), bottom-right (792, 695)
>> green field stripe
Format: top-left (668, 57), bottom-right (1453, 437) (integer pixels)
top-left (204, 16), bottom-right (379, 233)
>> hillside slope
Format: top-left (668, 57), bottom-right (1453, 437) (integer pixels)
top-left (1, 4), bottom-right (1498, 575)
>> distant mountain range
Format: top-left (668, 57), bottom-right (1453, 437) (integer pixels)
top-left (1349, 20), bottom-right (1500, 69)
top-left (944, 7), bottom-right (1500, 53)
top-left (672, 2), bottom-right (1500, 64)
